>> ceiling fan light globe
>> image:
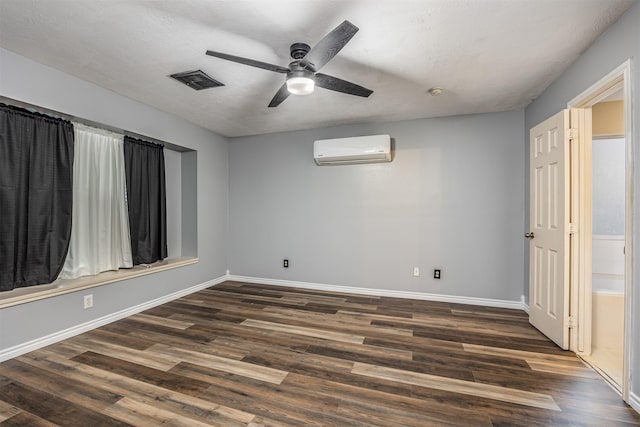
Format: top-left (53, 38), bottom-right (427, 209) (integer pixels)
top-left (287, 77), bottom-right (315, 95)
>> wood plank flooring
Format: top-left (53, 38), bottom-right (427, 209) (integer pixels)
top-left (1, 281), bottom-right (639, 426)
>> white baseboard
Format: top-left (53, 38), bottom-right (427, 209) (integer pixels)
top-left (0, 275), bottom-right (227, 362)
top-left (227, 275), bottom-right (525, 310)
top-left (521, 295), bottom-right (530, 314)
top-left (630, 392), bottom-right (640, 415)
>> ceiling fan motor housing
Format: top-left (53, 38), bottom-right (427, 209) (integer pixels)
top-left (290, 43), bottom-right (311, 60)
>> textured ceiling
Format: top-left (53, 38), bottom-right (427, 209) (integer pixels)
top-left (0, 0), bottom-right (633, 137)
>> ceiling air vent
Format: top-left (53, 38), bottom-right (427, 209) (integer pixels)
top-left (170, 69), bottom-right (224, 90)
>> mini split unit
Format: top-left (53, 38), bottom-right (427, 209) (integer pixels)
top-left (313, 134), bottom-right (392, 165)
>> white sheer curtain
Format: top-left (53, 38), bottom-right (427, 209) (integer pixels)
top-left (60, 124), bottom-right (132, 279)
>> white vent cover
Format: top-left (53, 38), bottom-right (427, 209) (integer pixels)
top-left (313, 134), bottom-right (391, 165)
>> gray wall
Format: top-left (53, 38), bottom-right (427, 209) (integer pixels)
top-left (229, 111), bottom-right (525, 302)
top-left (524, 1), bottom-right (639, 399)
top-left (0, 48), bottom-right (229, 351)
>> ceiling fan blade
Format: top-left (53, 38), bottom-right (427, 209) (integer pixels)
top-left (206, 50), bottom-right (289, 73)
top-left (315, 73), bottom-right (373, 97)
top-left (268, 83), bottom-right (291, 107)
top-left (299, 20), bottom-right (359, 72)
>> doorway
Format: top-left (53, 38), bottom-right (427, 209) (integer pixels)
top-left (568, 60), bottom-right (635, 402)
top-left (583, 92), bottom-right (626, 389)
top-left (567, 60), bottom-right (633, 402)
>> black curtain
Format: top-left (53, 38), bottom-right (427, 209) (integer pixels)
top-left (0, 104), bottom-right (74, 291)
top-left (123, 136), bottom-right (167, 265)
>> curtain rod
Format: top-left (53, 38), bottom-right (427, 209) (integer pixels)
top-left (0, 96), bottom-right (192, 153)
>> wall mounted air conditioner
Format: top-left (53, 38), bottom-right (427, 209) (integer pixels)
top-left (313, 134), bottom-right (392, 165)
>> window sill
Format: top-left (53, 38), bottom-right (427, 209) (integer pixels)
top-left (0, 257), bottom-right (198, 309)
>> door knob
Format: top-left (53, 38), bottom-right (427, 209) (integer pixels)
top-left (524, 232), bottom-right (535, 239)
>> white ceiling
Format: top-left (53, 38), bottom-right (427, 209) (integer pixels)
top-left (0, 0), bottom-right (633, 137)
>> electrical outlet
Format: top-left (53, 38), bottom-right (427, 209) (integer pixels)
top-left (413, 267), bottom-right (420, 277)
top-left (83, 294), bottom-right (94, 309)
top-left (434, 269), bottom-right (441, 279)
top-left (283, 259), bottom-right (289, 268)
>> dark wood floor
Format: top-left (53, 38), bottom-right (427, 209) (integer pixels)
top-left (1, 282), bottom-right (638, 426)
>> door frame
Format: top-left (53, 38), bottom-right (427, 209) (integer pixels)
top-left (567, 59), bottom-right (633, 402)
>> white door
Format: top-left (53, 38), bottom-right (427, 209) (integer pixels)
top-left (529, 110), bottom-right (571, 349)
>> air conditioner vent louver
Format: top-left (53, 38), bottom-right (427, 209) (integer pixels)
top-left (170, 70), bottom-right (224, 90)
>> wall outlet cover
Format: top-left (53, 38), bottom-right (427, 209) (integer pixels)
top-left (83, 294), bottom-right (94, 309)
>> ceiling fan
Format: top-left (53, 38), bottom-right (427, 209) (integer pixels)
top-left (205, 20), bottom-right (373, 108)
